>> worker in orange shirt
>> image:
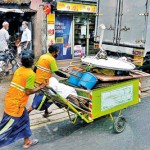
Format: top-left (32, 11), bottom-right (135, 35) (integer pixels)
top-left (34, 45), bottom-right (59, 85)
top-left (0, 53), bottom-right (45, 149)
top-left (28, 45), bottom-right (67, 117)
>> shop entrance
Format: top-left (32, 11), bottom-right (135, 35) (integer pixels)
top-left (0, 11), bottom-right (34, 54)
top-left (73, 14), bottom-right (96, 58)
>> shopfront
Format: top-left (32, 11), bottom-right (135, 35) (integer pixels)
top-left (47, 1), bottom-right (97, 60)
top-left (0, 6), bottom-right (36, 53)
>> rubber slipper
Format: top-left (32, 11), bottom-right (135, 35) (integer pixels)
top-left (23, 139), bottom-right (39, 149)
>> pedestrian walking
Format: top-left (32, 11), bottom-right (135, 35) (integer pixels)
top-left (0, 52), bottom-right (45, 149)
top-left (0, 21), bottom-right (9, 52)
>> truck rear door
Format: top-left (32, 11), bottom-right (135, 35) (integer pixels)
top-left (118, 0), bottom-right (149, 48)
top-left (95, 0), bottom-right (119, 44)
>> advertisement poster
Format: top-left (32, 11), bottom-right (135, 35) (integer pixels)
top-left (47, 14), bottom-right (55, 46)
top-left (55, 15), bottom-right (73, 60)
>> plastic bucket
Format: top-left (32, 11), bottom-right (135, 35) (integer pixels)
top-left (78, 72), bottom-right (98, 89)
top-left (68, 70), bottom-right (83, 86)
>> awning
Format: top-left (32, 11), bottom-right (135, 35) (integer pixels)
top-left (21, 9), bottom-right (36, 13)
top-left (0, 8), bottom-right (36, 13)
top-left (0, 8), bottom-right (24, 13)
top-left (0, 0), bottom-right (31, 4)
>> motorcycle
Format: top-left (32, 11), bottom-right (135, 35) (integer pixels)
top-left (0, 47), bottom-right (20, 78)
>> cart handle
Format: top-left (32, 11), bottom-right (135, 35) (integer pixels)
top-left (43, 86), bottom-right (92, 123)
top-left (47, 86), bottom-right (57, 94)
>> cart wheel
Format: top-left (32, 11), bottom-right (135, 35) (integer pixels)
top-left (113, 116), bottom-right (126, 133)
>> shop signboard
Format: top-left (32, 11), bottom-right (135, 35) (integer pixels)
top-left (55, 15), bottom-right (73, 60)
top-left (47, 14), bottom-right (55, 46)
top-left (57, 2), bottom-right (96, 13)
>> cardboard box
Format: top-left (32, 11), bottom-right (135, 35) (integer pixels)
top-left (133, 55), bottom-right (144, 66)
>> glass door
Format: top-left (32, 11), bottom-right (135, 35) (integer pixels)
top-left (74, 16), bottom-right (87, 58)
top-left (73, 15), bottom-right (96, 57)
top-left (88, 16), bottom-right (97, 55)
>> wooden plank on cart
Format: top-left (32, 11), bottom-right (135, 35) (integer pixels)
top-left (93, 70), bottom-right (150, 82)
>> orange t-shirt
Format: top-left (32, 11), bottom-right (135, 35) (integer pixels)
top-left (35, 53), bottom-right (58, 85)
top-left (4, 66), bottom-right (35, 117)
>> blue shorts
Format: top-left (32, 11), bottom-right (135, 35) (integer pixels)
top-left (0, 109), bottom-right (31, 147)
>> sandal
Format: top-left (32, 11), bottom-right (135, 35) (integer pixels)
top-left (23, 139), bottom-right (39, 149)
top-left (43, 111), bottom-right (52, 118)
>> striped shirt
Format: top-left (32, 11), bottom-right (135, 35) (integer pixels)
top-left (0, 28), bottom-right (9, 51)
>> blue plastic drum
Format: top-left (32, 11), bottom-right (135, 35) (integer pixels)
top-left (78, 72), bottom-right (98, 89)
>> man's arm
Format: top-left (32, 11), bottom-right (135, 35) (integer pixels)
top-left (55, 71), bottom-right (68, 78)
top-left (25, 41), bottom-right (30, 47)
top-left (33, 60), bottom-right (39, 73)
top-left (33, 66), bottom-right (37, 73)
top-left (5, 30), bottom-right (9, 41)
top-left (25, 73), bottom-right (45, 95)
top-left (25, 84), bottom-right (45, 95)
top-left (50, 59), bottom-right (58, 73)
top-left (50, 59), bottom-right (67, 77)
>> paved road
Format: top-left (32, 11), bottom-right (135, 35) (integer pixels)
top-left (1, 96), bottom-right (150, 150)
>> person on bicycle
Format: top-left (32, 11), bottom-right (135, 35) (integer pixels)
top-left (0, 53), bottom-right (45, 148)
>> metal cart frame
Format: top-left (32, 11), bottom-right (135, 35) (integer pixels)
top-left (43, 78), bottom-right (141, 133)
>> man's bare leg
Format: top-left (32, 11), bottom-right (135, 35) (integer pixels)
top-left (27, 106), bottom-right (33, 114)
top-left (43, 108), bottom-right (52, 118)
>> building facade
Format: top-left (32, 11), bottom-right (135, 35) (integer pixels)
top-left (46, 0), bottom-right (98, 60)
top-left (0, 0), bottom-right (36, 54)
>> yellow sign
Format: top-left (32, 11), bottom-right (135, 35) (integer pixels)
top-left (57, 2), bottom-right (97, 13)
top-left (47, 14), bottom-right (55, 46)
top-left (56, 37), bottom-right (64, 44)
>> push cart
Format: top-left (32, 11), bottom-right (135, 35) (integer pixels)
top-left (42, 78), bottom-right (141, 133)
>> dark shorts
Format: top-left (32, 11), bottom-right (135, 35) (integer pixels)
top-left (32, 93), bottom-right (53, 111)
top-left (0, 109), bottom-right (31, 147)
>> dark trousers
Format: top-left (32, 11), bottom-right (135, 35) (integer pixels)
top-left (21, 42), bottom-right (31, 51)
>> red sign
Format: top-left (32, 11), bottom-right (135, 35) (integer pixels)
top-left (43, 3), bottom-right (51, 15)
top-left (48, 29), bottom-right (54, 36)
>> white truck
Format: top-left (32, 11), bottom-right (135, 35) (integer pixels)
top-left (95, 0), bottom-right (150, 60)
